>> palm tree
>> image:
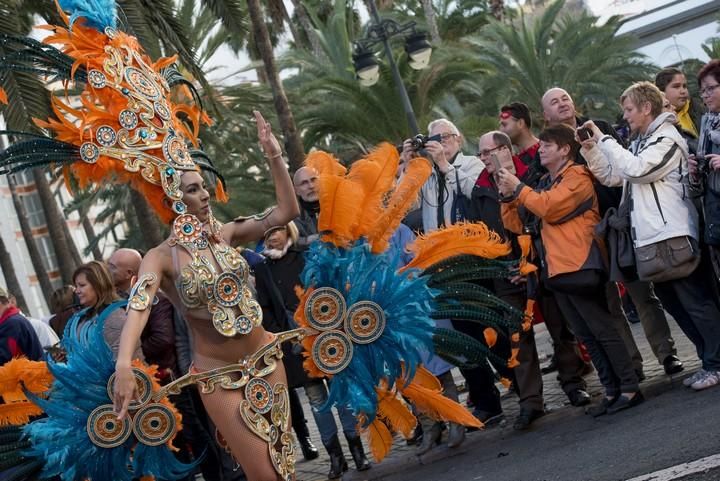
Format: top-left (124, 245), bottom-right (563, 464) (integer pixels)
top-left (0, 232), bottom-right (29, 313)
top-left (246, 0), bottom-right (305, 171)
top-left (282, 0), bottom-right (487, 156)
top-left (464, 0), bottom-right (657, 123)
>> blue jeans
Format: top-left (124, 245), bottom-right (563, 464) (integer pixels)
top-left (303, 379), bottom-right (357, 446)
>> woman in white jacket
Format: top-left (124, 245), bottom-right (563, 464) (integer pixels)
top-left (579, 81), bottom-right (720, 391)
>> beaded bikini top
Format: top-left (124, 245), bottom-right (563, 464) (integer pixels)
top-left (170, 213), bottom-right (262, 337)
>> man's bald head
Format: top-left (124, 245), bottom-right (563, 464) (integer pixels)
top-left (108, 248), bottom-right (142, 292)
top-left (293, 166), bottom-right (319, 203)
top-left (541, 87), bottom-right (577, 126)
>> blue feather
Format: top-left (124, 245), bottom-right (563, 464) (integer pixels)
top-left (23, 301), bottom-right (197, 481)
top-left (301, 241), bottom-right (437, 425)
top-left (58, 0), bottom-right (117, 31)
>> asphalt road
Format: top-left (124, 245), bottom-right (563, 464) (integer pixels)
top-left (380, 382), bottom-right (720, 481)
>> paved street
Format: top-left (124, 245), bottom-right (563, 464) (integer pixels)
top-left (293, 320), bottom-right (720, 481)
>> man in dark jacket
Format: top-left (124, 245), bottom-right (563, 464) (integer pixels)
top-left (0, 287), bottom-right (42, 364)
top-left (466, 131), bottom-right (545, 430)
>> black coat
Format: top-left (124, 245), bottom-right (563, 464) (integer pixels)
top-left (242, 249), bottom-right (308, 388)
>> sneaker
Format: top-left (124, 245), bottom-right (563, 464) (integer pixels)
top-left (683, 369), bottom-right (708, 387)
top-left (691, 370), bottom-right (720, 391)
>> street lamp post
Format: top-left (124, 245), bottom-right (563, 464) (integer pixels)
top-left (352, 1), bottom-right (432, 136)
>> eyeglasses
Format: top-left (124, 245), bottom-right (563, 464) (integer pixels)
top-left (476, 145), bottom-right (505, 158)
top-left (700, 84), bottom-right (720, 97)
top-left (439, 133), bottom-right (457, 144)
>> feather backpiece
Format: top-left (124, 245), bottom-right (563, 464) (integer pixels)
top-left (0, 358), bottom-right (52, 426)
top-left (24, 301), bottom-right (195, 481)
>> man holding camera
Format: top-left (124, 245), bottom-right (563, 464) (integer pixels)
top-left (400, 119), bottom-right (483, 232)
top-left (542, 87), bottom-right (683, 378)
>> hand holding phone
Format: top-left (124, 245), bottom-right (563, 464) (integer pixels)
top-left (577, 127), bottom-right (592, 141)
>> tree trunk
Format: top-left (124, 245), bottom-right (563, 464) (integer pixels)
top-left (246, 0), bottom-right (306, 172)
top-left (8, 178), bottom-right (54, 306)
top-left (129, 188), bottom-right (166, 250)
top-left (289, 0), bottom-right (324, 58)
top-left (0, 233), bottom-right (30, 314)
top-left (278, 0), bottom-right (304, 51)
top-left (421, 0), bottom-right (441, 43)
top-left (80, 207), bottom-right (103, 261)
top-left (31, 169), bottom-right (81, 284)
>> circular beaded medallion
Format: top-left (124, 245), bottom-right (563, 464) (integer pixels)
top-left (79, 142), bottom-right (99, 163)
top-left (86, 404), bottom-right (132, 448)
top-left (124, 66), bottom-right (161, 101)
top-left (344, 301), bottom-right (386, 344)
top-left (245, 378), bottom-right (274, 414)
top-left (312, 330), bottom-right (353, 375)
top-left (214, 272), bottom-right (243, 308)
top-left (234, 315), bottom-right (254, 335)
top-left (154, 101), bottom-right (171, 120)
top-left (88, 69), bottom-right (107, 89)
top-left (304, 287), bottom-right (346, 331)
top-left (96, 125), bottom-right (117, 147)
top-left (163, 135), bottom-right (192, 167)
top-left (132, 403), bottom-right (176, 446)
top-left (118, 109), bottom-right (139, 130)
top-left (106, 368), bottom-right (153, 411)
top-left (173, 214), bottom-right (202, 244)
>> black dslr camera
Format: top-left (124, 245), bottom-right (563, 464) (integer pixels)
top-left (410, 133), bottom-right (442, 150)
top-left (695, 154), bottom-right (709, 177)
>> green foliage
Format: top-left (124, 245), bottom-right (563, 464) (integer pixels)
top-left (465, 0), bottom-right (657, 124)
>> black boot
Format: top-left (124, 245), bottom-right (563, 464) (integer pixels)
top-left (298, 435), bottom-right (319, 461)
top-left (325, 434), bottom-right (348, 480)
top-left (345, 433), bottom-right (371, 471)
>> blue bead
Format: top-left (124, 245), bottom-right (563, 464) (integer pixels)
top-left (121, 87), bottom-right (129, 94)
top-left (139, 130), bottom-right (148, 138)
top-left (183, 224), bottom-right (193, 234)
top-left (166, 167), bottom-right (175, 175)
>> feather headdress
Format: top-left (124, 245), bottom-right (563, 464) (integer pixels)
top-left (0, 0), bottom-right (226, 222)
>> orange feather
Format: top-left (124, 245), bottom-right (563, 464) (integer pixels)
top-left (317, 175), bottom-right (364, 247)
top-left (367, 157), bottom-right (432, 254)
top-left (484, 328), bottom-right (497, 348)
top-left (0, 402), bottom-right (44, 426)
top-left (348, 143), bottom-right (400, 239)
top-left (304, 151), bottom-right (346, 176)
top-left (399, 381), bottom-right (482, 428)
top-left (366, 418), bottom-right (394, 463)
top-left (403, 222), bottom-right (511, 271)
top-left (377, 394), bottom-right (416, 439)
top-left (0, 88), bottom-right (8, 105)
top-left (0, 358), bottom-right (52, 395)
top-left (405, 365), bottom-right (441, 391)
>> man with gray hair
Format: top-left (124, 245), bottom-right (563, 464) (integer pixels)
top-left (400, 119), bottom-right (483, 232)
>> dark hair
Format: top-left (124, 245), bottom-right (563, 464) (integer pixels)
top-left (655, 67), bottom-right (684, 92)
top-left (698, 59), bottom-right (720, 87)
top-left (50, 285), bottom-right (76, 315)
top-left (72, 261), bottom-right (119, 310)
top-left (539, 124), bottom-right (580, 160)
top-left (500, 102), bottom-right (532, 129)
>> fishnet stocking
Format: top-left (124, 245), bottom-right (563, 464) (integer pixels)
top-left (195, 354), bottom-right (295, 481)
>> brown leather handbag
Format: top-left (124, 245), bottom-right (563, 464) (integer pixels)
top-left (634, 236), bottom-right (700, 283)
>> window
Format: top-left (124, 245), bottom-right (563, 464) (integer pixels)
top-left (21, 193), bottom-right (46, 229)
top-left (35, 235), bottom-right (59, 272)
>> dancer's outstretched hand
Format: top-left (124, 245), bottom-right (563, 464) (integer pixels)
top-left (254, 110), bottom-right (282, 160)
